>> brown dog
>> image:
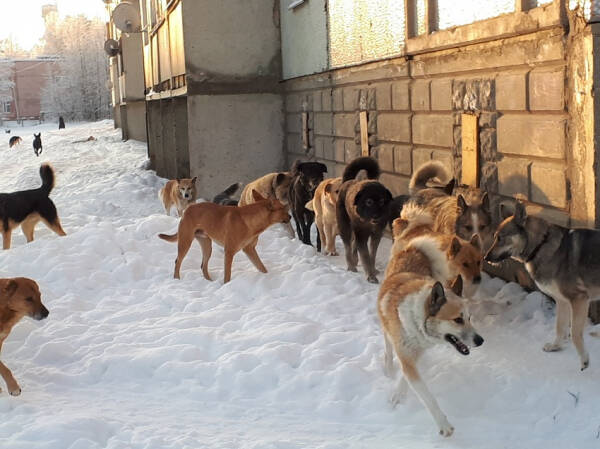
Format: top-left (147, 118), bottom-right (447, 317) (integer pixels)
top-left (238, 172), bottom-right (293, 207)
top-left (158, 190), bottom-right (291, 283)
top-left (0, 277), bottom-right (49, 396)
top-left (158, 177), bottom-right (197, 217)
top-left (408, 161), bottom-right (493, 250)
top-left (306, 177), bottom-right (342, 255)
top-left (239, 171), bottom-right (294, 237)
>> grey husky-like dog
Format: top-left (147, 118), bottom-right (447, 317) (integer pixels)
top-left (485, 201), bottom-right (600, 370)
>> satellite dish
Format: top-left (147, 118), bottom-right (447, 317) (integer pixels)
top-left (104, 39), bottom-right (120, 57)
top-left (112, 2), bottom-right (141, 33)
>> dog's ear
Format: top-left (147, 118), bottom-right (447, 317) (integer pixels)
top-left (499, 203), bottom-right (513, 220)
top-left (385, 188), bottom-right (393, 203)
top-left (1, 279), bottom-right (18, 299)
top-left (251, 189), bottom-right (266, 202)
top-left (481, 192), bottom-right (490, 212)
top-left (429, 282), bottom-right (447, 317)
top-left (443, 179), bottom-right (455, 195)
top-left (175, 178), bottom-right (181, 184)
top-left (457, 194), bottom-right (468, 211)
top-left (191, 176), bottom-right (197, 184)
top-left (514, 200), bottom-right (527, 225)
top-left (324, 184), bottom-right (332, 194)
top-left (449, 237), bottom-right (462, 257)
top-left (274, 173), bottom-right (288, 187)
top-left (290, 160), bottom-right (302, 176)
top-left (470, 234), bottom-right (481, 251)
top-left (450, 275), bottom-right (463, 297)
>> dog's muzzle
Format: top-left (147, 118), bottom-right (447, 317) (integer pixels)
top-left (33, 306), bottom-right (49, 321)
top-left (473, 334), bottom-right (484, 347)
top-left (445, 334), bottom-right (470, 355)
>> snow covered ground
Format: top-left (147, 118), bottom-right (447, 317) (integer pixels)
top-left (0, 121), bottom-right (599, 448)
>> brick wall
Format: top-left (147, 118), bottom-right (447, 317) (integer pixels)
top-left (283, 27), bottom-right (571, 226)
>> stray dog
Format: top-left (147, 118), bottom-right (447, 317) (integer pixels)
top-left (213, 182), bottom-right (241, 206)
top-left (485, 201), bottom-right (600, 370)
top-left (337, 156), bottom-right (392, 283)
top-left (158, 177), bottom-right (197, 217)
top-left (408, 161), bottom-right (493, 250)
top-left (33, 133), bottom-right (42, 157)
top-left (386, 217), bottom-right (483, 297)
top-left (239, 171), bottom-right (294, 236)
top-left (288, 161), bottom-right (328, 247)
top-left (0, 164), bottom-right (67, 249)
top-left (378, 274), bottom-right (483, 437)
top-left (0, 277), bottom-right (49, 396)
top-left (158, 190), bottom-right (290, 283)
top-left (306, 177), bottom-right (342, 255)
top-left (8, 136), bottom-right (22, 148)
top-left (238, 172), bottom-right (293, 206)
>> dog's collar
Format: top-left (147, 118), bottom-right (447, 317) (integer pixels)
top-left (525, 229), bottom-right (550, 263)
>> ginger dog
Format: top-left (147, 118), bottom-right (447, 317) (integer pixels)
top-left (158, 177), bottom-right (197, 217)
top-left (306, 177), bottom-right (342, 255)
top-left (0, 277), bottom-right (49, 396)
top-left (158, 190), bottom-right (290, 283)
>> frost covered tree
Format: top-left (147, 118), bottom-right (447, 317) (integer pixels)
top-left (41, 15), bottom-right (111, 121)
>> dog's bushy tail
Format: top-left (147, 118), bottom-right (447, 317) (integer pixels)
top-left (158, 233), bottom-right (178, 242)
top-left (221, 182), bottom-right (241, 197)
top-left (342, 156), bottom-right (380, 182)
top-left (409, 161), bottom-right (450, 195)
top-left (39, 163), bottom-right (55, 195)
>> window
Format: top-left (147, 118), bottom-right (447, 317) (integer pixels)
top-left (2, 102), bottom-right (11, 113)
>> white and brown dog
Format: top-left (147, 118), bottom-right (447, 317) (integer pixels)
top-left (378, 271), bottom-right (483, 437)
top-left (158, 177), bottom-right (197, 217)
top-left (305, 177), bottom-right (342, 255)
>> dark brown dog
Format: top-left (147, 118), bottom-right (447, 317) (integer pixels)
top-left (159, 190), bottom-right (291, 283)
top-left (337, 157), bottom-right (392, 283)
top-left (0, 277), bottom-right (49, 396)
top-left (288, 161), bottom-right (328, 247)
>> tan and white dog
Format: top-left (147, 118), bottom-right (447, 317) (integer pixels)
top-left (387, 205), bottom-right (483, 297)
top-left (378, 274), bottom-right (484, 437)
top-left (158, 177), bottom-right (197, 217)
top-left (305, 177), bottom-right (342, 255)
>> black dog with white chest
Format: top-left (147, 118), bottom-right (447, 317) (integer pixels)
top-left (288, 161), bottom-right (328, 248)
top-left (336, 156), bottom-right (392, 283)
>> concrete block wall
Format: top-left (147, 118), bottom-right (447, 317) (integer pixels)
top-left (283, 27), bottom-right (574, 226)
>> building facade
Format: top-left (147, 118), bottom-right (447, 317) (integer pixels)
top-left (0, 58), bottom-right (56, 123)
top-left (107, 0), bottom-right (600, 230)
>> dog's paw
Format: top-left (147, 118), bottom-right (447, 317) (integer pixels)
top-left (367, 275), bottom-right (379, 284)
top-left (327, 250), bottom-right (338, 256)
top-left (581, 354), bottom-right (590, 371)
top-left (389, 390), bottom-right (405, 408)
top-left (347, 266), bottom-right (358, 273)
top-left (438, 421), bottom-right (454, 438)
top-left (543, 342), bottom-right (563, 352)
top-left (9, 387), bottom-right (21, 397)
